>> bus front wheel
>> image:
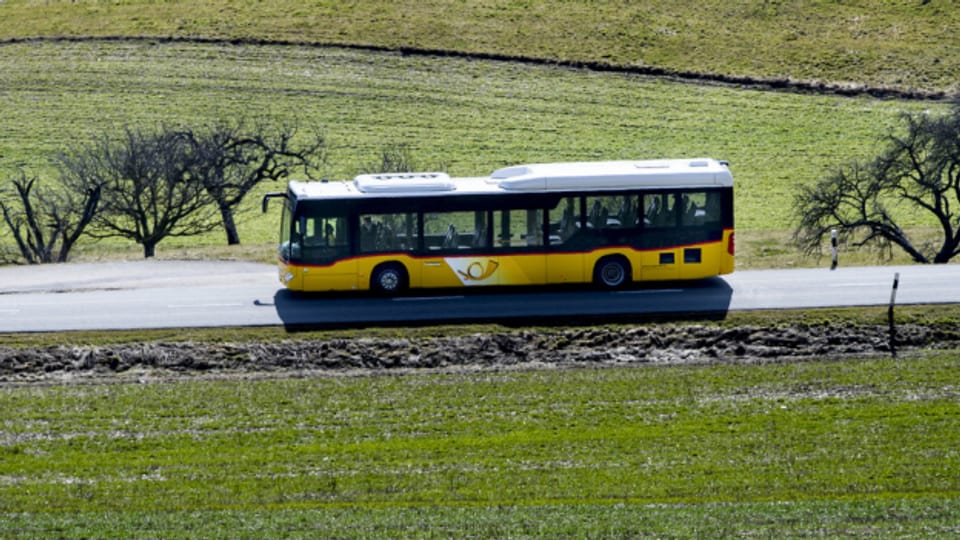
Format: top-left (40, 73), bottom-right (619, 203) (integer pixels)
top-left (594, 256), bottom-right (631, 289)
top-left (371, 263), bottom-right (408, 295)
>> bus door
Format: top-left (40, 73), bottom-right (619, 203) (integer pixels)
top-left (676, 190), bottom-right (725, 279)
top-left (492, 208), bottom-right (545, 286)
top-left (546, 197), bottom-right (585, 284)
top-left (296, 214), bottom-right (358, 291)
top-left (639, 192), bottom-right (680, 280)
top-left (421, 210), bottom-right (499, 288)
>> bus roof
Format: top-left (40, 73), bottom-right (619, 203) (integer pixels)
top-left (288, 158), bottom-right (732, 200)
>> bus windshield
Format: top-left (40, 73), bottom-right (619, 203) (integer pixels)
top-left (281, 201), bottom-right (350, 264)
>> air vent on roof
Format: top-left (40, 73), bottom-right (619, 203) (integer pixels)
top-left (490, 165), bottom-right (531, 179)
top-left (353, 172), bottom-right (454, 193)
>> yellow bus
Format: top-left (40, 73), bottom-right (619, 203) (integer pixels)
top-left (262, 158), bottom-right (734, 294)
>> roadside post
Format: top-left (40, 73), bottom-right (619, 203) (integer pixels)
top-left (888, 272), bottom-right (900, 357)
top-left (830, 228), bottom-right (838, 270)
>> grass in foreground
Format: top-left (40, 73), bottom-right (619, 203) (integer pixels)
top-left (1, 351), bottom-right (958, 538)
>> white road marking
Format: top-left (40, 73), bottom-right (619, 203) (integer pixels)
top-left (827, 282), bottom-right (890, 288)
top-left (394, 296), bottom-right (465, 302)
top-left (615, 289), bottom-right (683, 295)
top-left (167, 302), bottom-right (244, 309)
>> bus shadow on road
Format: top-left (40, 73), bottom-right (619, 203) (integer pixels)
top-left (272, 277), bottom-right (733, 332)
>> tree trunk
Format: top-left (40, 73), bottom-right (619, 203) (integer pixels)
top-left (143, 241), bottom-right (156, 258)
top-left (219, 203), bottom-right (241, 245)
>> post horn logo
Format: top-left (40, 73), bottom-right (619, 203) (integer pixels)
top-left (457, 259), bottom-right (499, 281)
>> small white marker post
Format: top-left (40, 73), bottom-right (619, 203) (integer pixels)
top-left (888, 272), bottom-right (900, 357)
top-left (830, 228), bottom-right (838, 270)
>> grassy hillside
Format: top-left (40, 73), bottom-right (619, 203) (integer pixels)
top-left (1, 0), bottom-right (958, 96)
top-left (1, 2), bottom-right (956, 265)
top-left (0, 40), bottom-right (942, 266)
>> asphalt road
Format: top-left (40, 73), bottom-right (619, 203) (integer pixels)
top-left (0, 260), bottom-right (956, 332)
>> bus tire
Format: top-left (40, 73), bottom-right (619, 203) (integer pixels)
top-left (371, 263), bottom-right (408, 295)
top-left (594, 256), bottom-right (631, 289)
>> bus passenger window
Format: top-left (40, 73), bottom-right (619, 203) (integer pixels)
top-left (585, 195), bottom-right (628, 229)
top-left (587, 199), bottom-right (606, 228)
top-left (617, 195), bottom-right (640, 228)
top-left (360, 216), bottom-right (377, 251)
top-left (360, 213), bottom-right (416, 253)
top-left (703, 192), bottom-right (722, 226)
top-left (494, 209), bottom-right (543, 248)
top-left (643, 193), bottom-right (676, 228)
top-left (424, 211), bottom-right (487, 251)
top-left (526, 208), bottom-right (543, 246)
top-left (680, 192), bottom-right (706, 227)
top-left (549, 197), bottom-right (579, 243)
top-left (679, 192), bottom-right (722, 227)
top-left (471, 210), bottom-right (488, 248)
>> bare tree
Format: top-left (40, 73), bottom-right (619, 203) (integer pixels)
top-left (59, 127), bottom-right (218, 258)
top-left (0, 169), bottom-right (101, 263)
top-left (182, 121), bottom-right (326, 245)
top-left (794, 107), bottom-right (960, 264)
top-left (361, 143), bottom-right (421, 174)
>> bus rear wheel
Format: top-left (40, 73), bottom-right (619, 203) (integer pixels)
top-left (371, 263), bottom-right (408, 295)
top-left (594, 256), bottom-right (631, 289)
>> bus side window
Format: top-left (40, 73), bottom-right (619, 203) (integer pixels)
top-left (703, 192), bottom-right (722, 225)
top-left (360, 213), bottom-right (416, 253)
top-left (526, 208), bottom-right (544, 246)
top-left (586, 195), bottom-right (630, 229)
top-left (471, 211), bottom-right (488, 248)
top-left (587, 198), bottom-right (607, 229)
top-left (643, 193), bottom-right (676, 228)
top-left (678, 191), bottom-right (722, 227)
top-left (680, 192), bottom-right (706, 227)
top-left (549, 197), bottom-right (579, 243)
top-left (424, 211), bottom-right (487, 251)
top-left (617, 195), bottom-right (639, 228)
top-left (494, 209), bottom-right (543, 248)
top-left (360, 216), bottom-right (378, 251)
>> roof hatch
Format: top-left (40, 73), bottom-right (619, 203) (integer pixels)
top-left (353, 172), bottom-right (455, 193)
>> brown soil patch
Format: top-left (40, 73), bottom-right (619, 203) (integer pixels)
top-left (2, 322), bottom-right (958, 385)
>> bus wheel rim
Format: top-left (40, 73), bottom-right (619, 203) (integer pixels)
top-left (601, 262), bottom-right (624, 286)
top-left (379, 269), bottom-right (399, 291)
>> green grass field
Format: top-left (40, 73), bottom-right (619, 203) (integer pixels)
top-left (0, 40), bottom-right (945, 266)
top-left (2, 0), bottom-right (958, 95)
top-left (2, 352), bottom-right (959, 538)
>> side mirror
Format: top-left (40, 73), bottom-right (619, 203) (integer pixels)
top-left (261, 192), bottom-right (287, 213)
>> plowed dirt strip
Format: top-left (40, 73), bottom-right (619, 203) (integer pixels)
top-left (3, 323), bottom-right (957, 384)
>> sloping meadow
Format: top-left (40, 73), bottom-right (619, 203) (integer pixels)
top-left (0, 40), bottom-right (942, 257)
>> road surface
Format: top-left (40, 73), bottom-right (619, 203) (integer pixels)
top-left (0, 260), bottom-right (955, 332)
